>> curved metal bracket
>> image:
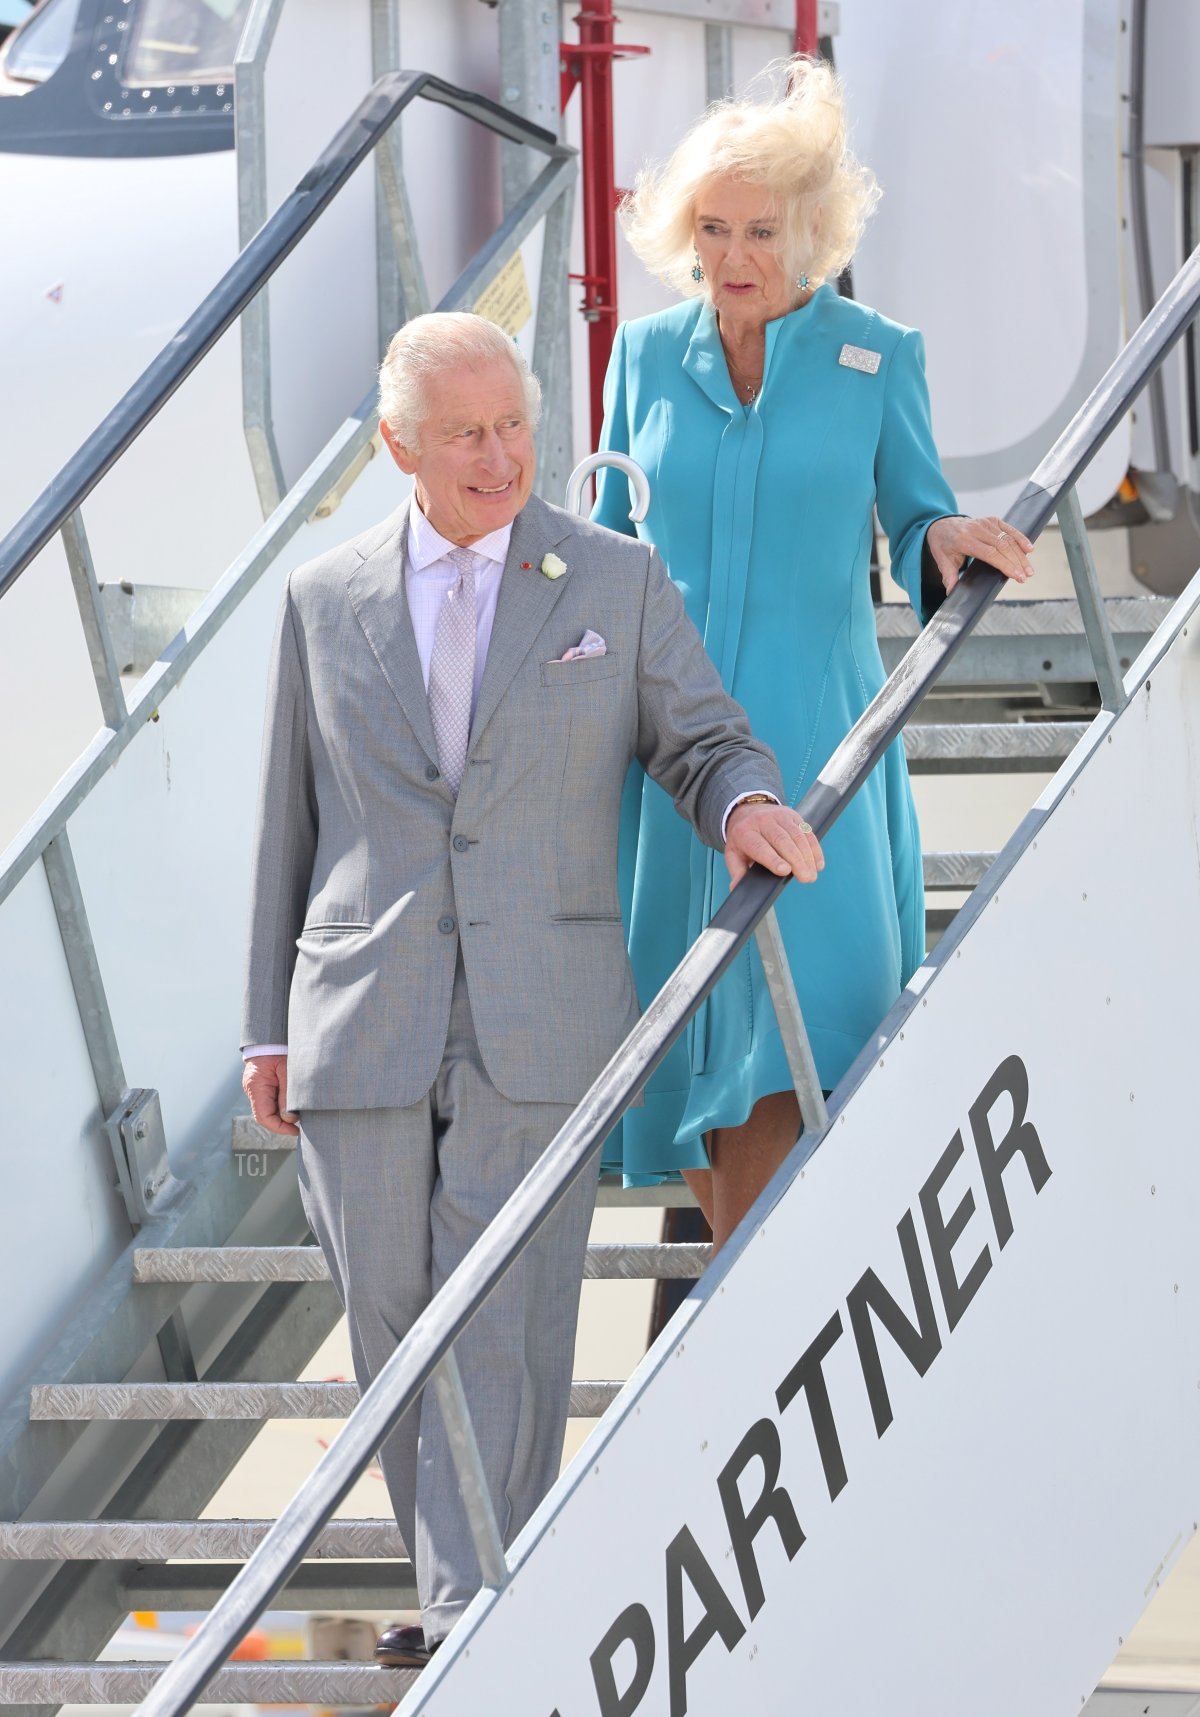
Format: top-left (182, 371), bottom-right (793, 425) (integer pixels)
top-left (565, 452), bottom-right (650, 522)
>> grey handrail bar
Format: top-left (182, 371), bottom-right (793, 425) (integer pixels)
top-left (0, 71), bottom-right (565, 602)
top-left (138, 242), bottom-right (1200, 1717)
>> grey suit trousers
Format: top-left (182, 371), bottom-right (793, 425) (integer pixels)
top-left (296, 956), bottom-right (595, 1640)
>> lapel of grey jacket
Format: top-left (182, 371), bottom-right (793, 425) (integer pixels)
top-left (344, 495), bottom-right (441, 770)
top-left (466, 492), bottom-right (574, 757)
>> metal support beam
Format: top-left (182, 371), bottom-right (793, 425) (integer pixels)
top-left (430, 1350), bottom-right (508, 1590)
top-left (234, 0), bottom-right (288, 516)
top-left (1126, 0), bottom-right (1177, 517)
top-left (753, 907), bottom-right (829, 1134)
top-left (533, 175), bottom-right (577, 500)
top-left (121, 1561), bottom-right (416, 1612)
top-left (370, 0), bottom-right (428, 340)
top-left (1056, 485), bottom-right (1129, 713)
top-left (41, 831), bottom-right (127, 1119)
top-left (60, 511), bottom-right (126, 731)
top-left (704, 24), bottom-right (734, 102)
top-left (502, 0), bottom-right (574, 497)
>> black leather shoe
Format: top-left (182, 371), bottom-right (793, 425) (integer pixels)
top-left (374, 1623), bottom-right (440, 1668)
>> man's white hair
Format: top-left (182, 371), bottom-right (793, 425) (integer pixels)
top-left (378, 312), bottom-right (542, 447)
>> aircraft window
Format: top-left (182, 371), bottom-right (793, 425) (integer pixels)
top-left (4, 0), bottom-right (83, 83)
top-left (123, 0), bottom-right (250, 85)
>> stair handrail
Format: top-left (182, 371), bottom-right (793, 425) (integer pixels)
top-left (137, 240), bottom-right (1200, 1717)
top-left (0, 70), bottom-right (567, 604)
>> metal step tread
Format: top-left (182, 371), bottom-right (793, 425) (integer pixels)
top-left (133, 1242), bottom-right (710, 1285)
top-left (904, 719), bottom-right (1087, 764)
top-left (0, 1518), bottom-right (407, 1560)
top-left (0, 1662), bottom-right (419, 1702)
top-left (924, 850), bottom-right (997, 888)
top-left (30, 1378), bottom-right (622, 1420)
top-left (874, 593), bottom-right (1168, 638)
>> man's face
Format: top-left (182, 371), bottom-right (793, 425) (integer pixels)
top-left (380, 354), bottom-right (536, 545)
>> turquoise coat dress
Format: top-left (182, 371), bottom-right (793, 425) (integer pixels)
top-left (592, 285), bottom-right (958, 1184)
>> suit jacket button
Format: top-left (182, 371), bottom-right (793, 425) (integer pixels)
top-left (452, 835), bottom-right (469, 852)
top-left (425, 763), bottom-right (440, 781)
top-left (438, 915), bottom-right (456, 935)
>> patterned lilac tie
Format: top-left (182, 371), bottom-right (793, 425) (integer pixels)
top-left (427, 546), bottom-right (477, 796)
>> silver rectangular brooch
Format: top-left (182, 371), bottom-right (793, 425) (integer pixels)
top-left (839, 343), bottom-right (882, 375)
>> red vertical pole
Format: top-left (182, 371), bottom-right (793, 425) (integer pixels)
top-left (576, 0), bottom-right (620, 452)
top-left (793, 0), bottom-right (819, 57)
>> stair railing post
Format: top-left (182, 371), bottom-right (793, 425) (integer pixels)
top-left (42, 830), bottom-right (176, 1225)
top-left (429, 1347), bottom-right (509, 1590)
top-left (60, 510), bottom-right (126, 731)
top-left (234, 0), bottom-right (289, 516)
top-left (1055, 484), bottom-right (1129, 713)
top-left (753, 906), bottom-right (829, 1135)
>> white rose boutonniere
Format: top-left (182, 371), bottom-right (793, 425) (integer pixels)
top-left (541, 552), bottom-right (567, 580)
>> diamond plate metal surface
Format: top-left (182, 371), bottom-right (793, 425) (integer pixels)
top-left (873, 595), bottom-right (1169, 639)
top-left (31, 1380), bottom-right (621, 1420)
top-left (134, 1244), bottom-right (710, 1284)
top-left (0, 1519), bottom-right (406, 1560)
top-left (133, 1247), bottom-right (332, 1284)
top-left (904, 721), bottom-right (1087, 765)
top-left (923, 851), bottom-right (998, 888)
top-left (0, 1663), bottom-right (419, 1703)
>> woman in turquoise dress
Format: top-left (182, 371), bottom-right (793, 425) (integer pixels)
top-left (594, 59), bottom-right (1034, 1250)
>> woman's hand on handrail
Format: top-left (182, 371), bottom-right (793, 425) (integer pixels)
top-left (926, 514), bottom-right (1035, 595)
top-left (724, 801), bottom-right (825, 888)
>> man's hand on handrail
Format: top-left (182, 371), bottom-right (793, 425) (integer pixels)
top-left (242, 1053), bottom-right (299, 1137)
top-left (724, 800), bottom-right (825, 889)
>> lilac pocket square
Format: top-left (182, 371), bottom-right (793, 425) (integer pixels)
top-left (559, 629), bottom-right (607, 662)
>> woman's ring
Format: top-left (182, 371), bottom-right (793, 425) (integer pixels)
top-left (996, 530), bottom-right (1007, 542)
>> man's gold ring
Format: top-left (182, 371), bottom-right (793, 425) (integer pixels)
top-left (798, 819), bottom-right (812, 834)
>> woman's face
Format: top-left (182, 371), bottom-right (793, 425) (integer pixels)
top-left (692, 176), bottom-right (799, 327)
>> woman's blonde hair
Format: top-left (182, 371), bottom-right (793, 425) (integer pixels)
top-left (619, 57), bottom-right (879, 298)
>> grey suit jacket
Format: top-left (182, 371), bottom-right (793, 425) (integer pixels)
top-left (241, 491), bottom-right (783, 1111)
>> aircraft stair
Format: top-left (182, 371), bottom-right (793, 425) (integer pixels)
top-left (1, 65), bottom-right (1199, 1717)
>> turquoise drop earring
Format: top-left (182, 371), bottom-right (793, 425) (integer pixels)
top-left (691, 253), bottom-right (704, 283)
top-left (797, 272), bottom-right (810, 290)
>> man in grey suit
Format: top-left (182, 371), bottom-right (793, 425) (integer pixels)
top-left (241, 312), bottom-right (823, 1664)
